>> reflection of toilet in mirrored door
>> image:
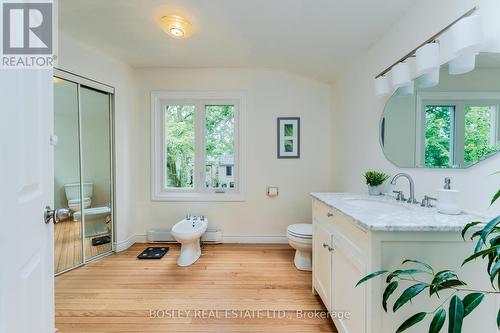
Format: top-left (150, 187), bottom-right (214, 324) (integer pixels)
top-left (64, 182), bottom-right (93, 213)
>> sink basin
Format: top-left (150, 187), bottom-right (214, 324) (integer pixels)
top-left (343, 198), bottom-right (412, 213)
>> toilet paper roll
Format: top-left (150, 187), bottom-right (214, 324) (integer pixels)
top-left (267, 187), bottom-right (279, 197)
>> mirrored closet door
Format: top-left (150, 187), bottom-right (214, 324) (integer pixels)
top-left (53, 70), bottom-right (114, 275)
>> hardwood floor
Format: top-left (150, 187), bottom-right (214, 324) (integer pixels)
top-left (54, 219), bottom-right (111, 274)
top-left (55, 243), bottom-right (337, 332)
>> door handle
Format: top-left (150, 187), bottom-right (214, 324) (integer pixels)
top-left (322, 243), bottom-right (334, 252)
top-left (44, 206), bottom-right (71, 224)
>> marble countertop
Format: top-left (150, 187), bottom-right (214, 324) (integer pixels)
top-left (310, 192), bottom-right (487, 232)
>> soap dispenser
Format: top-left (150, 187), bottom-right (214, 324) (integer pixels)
top-left (437, 177), bottom-right (461, 215)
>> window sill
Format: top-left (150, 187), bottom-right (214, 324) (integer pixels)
top-left (152, 191), bottom-right (246, 202)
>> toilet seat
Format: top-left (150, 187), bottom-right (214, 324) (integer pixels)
top-left (68, 197), bottom-right (91, 211)
top-left (287, 224), bottom-right (312, 239)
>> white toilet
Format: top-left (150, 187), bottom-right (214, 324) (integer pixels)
top-left (171, 216), bottom-right (208, 266)
top-left (287, 224), bottom-right (312, 271)
top-left (64, 182), bottom-right (93, 212)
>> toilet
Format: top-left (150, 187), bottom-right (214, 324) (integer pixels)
top-left (287, 224), bottom-right (312, 271)
top-left (171, 216), bottom-right (208, 266)
top-left (64, 182), bottom-right (93, 212)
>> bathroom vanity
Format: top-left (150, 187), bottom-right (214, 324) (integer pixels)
top-left (311, 192), bottom-right (498, 333)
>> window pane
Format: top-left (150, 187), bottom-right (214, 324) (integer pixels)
top-left (425, 105), bottom-right (453, 168)
top-left (464, 105), bottom-right (499, 164)
top-left (205, 105), bottom-right (235, 189)
top-left (165, 105), bottom-right (195, 189)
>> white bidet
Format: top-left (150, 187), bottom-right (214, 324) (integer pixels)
top-left (171, 217), bottom-right (208, 266)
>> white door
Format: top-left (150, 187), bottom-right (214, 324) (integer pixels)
top-left (0, 68), bottom-right (54, 332)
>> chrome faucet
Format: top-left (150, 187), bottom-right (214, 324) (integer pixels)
top-left (390, 173), bottom-right (418, 204)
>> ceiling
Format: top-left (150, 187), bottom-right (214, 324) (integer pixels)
top-left (58, 0), bottom-right (417, 82)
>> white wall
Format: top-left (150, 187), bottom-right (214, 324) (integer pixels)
top-left (57, 33), bottom-right (136, 246)
top-left (331, 0), bottom-right (500, 216)
top-left (131, 68), bottom-right (332, 239)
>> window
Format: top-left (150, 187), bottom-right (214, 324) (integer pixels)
top-left (424, 105), bottom-right (454, 168)
top-left (152, 91), bottom-right (245, 201)
top-left (418, 92), bottom-right (500, 168)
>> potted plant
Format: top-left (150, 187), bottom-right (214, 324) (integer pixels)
top-left (364, 171), bottom-right (390, 195)
top-left (357, 173), bottom-right (500, 333)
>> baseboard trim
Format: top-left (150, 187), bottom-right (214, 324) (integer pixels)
top-left (115, 234), bottom-right (288, 251)
top-left (222, 235), bottom-right (288, 244)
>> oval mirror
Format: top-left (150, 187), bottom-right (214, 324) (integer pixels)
top-left (380, 52), bottom-right (500, 168)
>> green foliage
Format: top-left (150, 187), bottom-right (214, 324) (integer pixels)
top-left (356, 172), bottom-right (500, 332)
top-left (165, 105), bottom-right (235, 189)
top-left (165, 105), bottom-right (195, 188)
top-left (364, 171), bottom-right (390, 186)
top-left (464, 106), bottom-right (500, 164)
top-left (425, 106), bottom-right (451, 168)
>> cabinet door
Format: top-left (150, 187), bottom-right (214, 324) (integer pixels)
top-left (331, 238), bottom-right (366, 333)
top-left (313, 219), bottom-right (333, 308)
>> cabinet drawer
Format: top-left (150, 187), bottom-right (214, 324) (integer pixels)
top-left (313, 199), bottom-right (368, 258)
top-left (313, 199), bottom-right (335, 222)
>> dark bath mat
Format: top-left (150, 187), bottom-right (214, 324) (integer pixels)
top-left (92, 235), bottom-right (111, 246)
top-left (137, 247), bottom-right (169, 259)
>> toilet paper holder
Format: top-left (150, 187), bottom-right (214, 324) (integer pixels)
top-left (267, 186), bottom-right (279, 197)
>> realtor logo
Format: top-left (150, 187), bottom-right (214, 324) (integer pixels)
top-left (1, 1), bottom-right (54, 68)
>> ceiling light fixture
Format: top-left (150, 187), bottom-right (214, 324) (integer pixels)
top-left (161, 15), bottom-right (192, 39)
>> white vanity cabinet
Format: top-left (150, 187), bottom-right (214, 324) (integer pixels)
top-left (311, 193), bottom-right (498, 333)
top-left (312, 199), bottom-right (367, 333)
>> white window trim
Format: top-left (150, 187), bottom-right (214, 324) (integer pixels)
top-left (416, 91), bottom-right (500, 168)
top-left (151, 91), bottom-right (246, 202)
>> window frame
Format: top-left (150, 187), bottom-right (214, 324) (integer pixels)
top-left (151, 91), bottom-right (246, 201)
top-left (416, 91), bottom-right (500, 168)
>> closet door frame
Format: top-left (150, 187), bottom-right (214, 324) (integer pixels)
top-left (53, 68), bottom-right (115, 275)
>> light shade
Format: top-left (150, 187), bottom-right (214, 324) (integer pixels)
top-left (391, 62), bottom-right (411, 89)
top-left (161, 15), bottom-right (193, 39)
top-left (374, 76), bottom-right (390, 96)
top-left (396, 81), bottom-right (414, 96)
top-left (449, 52), bottom-right (478, 75)
top-left (416, 43), bottom-right (440, 76)
top-left (417, 67), bottom-right (440, 88)
top-left (450, 15), bottom-right (482, 55)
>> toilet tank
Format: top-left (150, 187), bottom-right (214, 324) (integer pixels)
top-left (64, 182), bottom-right (93, 201)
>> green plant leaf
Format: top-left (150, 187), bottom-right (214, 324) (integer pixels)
top-left (463, 245), bottom-right (500, 266)
top-left (462, 293), bottom-right (484, 317)
top-left (489, 260), bottom-right (500, 286)
top-left (429, 308), bottom-right (446, 333)
top-left (393, 283), bottom-right (428, 312)
top-left (436, 279), bottom-right (466, 293)
top-left (429, 271), bottom-right (457, 296)
top-left (491, 189), bottom-right (500, 206)
top-left (448, 295), bottom-right (464, 333)
top-left (497, 307), bottom-right (500, 329)
top-left (461, 222), bottom-right (482, 240)
top-left (356, 270), bottom-right (388, 287)
top-left (402, 259), bottom-right (434, 273)
top-left (396, 312), bottom-right (426, 333)
top-left (476, 216), bottom-right (500, 253)
top-left (386, 269), bottom-right (426, 283)
top-left (382, 281), bottom-right (398, 312)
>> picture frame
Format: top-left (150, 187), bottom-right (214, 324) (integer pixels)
top-left (277, 117), bottom-right (300, 158)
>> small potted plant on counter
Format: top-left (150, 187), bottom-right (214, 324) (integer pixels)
top-left (364, 170), bottom-right (390, 195)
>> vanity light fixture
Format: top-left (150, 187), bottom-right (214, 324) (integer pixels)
top-left (416, 42), bottom-right (440, 88)
top-left (374, 76), bottom-right (390, 96)
top-left (391, 62), bottom-right (411, 90)
top-left (373, 6), bottom-right (480, 96)
top-left (448, 15), bottom-right (482, 75)
top-left (161, 15), bottom-right (193, 39)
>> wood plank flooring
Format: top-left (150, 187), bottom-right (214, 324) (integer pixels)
top-left (54, 219), bottom-right (111, 274)
top-left (55, 243), bottom-right (337, 332)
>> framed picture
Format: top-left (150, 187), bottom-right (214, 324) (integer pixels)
top-left (277, 117), bottom-right (300, 158)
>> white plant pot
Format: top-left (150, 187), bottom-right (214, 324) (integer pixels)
top-left (368, 185), bottom-right (382, 196)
